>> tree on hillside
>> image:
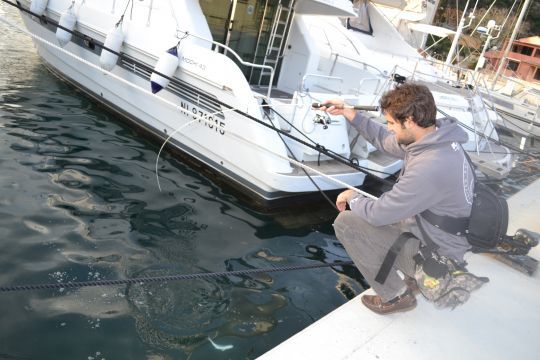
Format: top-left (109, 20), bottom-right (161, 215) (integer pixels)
top-left (431, 0), bottom-right (539, 66)
top-left (436, 0), bottom-right (538, 38)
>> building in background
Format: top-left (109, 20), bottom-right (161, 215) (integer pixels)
top-left (485, 36), bottom-right (540, 83)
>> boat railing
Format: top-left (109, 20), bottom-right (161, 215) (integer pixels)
top-left (330, 53), bottom-right (390, 96)
top-left (393, 62), bottom-right (475, 100)
top-left (175, 30), bottom-right (275, 99)
top-left (329, 53), bottom-right (387, 79)
top-left (146, 0), bottom-right (154, 26)
top-left (418, 58), bottom-right (477, 89)
top-left (300, 74), bottom-right (343, 95)
top-left (357, 77), bottom-right (387, 96)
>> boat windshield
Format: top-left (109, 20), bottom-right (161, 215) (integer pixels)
top-left (347, 0), bottom-right (373, 35)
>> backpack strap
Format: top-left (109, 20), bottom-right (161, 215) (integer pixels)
top-left (419, 146), bottom-right (474, 237)
top-left (415, 214), bottom-right (439, 249)
top-left (420, 209), bottom-right (469, 236)
top-left (375, 232), bottom-right (417, 284)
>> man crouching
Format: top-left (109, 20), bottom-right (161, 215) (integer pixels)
top-left (319, 83), bottom-right (474, 314)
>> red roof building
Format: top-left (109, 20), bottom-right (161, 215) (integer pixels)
top-left (484, 36), bottom-right (540, 83)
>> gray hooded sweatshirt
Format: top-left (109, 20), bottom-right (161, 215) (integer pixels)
top-left (347, 113), bottom-right (474, 261)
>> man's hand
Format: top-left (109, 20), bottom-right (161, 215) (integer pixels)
top-left (336, 189), bottom-right (359, 212)
top-left (315, 99), bottom-right (356, 122)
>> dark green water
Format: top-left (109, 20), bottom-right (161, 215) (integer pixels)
top-left (0, 5), bottom-right (366, 360)
top-left (1, 4), bottom-right (539, 360)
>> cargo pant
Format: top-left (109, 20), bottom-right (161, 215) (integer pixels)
top-left (333, 210), bottom-right (420, 302)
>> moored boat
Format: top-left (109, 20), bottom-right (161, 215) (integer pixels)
top-left (3, 0), bottom-right (404, 203)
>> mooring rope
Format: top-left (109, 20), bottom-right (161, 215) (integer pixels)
top-left (0, 261), bottom-right (354, 293)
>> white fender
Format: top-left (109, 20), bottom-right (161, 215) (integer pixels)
top-left (55, 7), bottom-right (77, 47)
top-left (30, 0), bottom-right (49, 16)
top-left (99, 24), bottom-right (124, 71)
top-left (150, 46), bottom-right (179, 94)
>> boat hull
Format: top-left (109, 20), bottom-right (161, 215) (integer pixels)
top-left (18, 10), bottom-right (369, 201)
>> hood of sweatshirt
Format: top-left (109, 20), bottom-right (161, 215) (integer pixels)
top-left (405, 117), bottom-right (469, 157)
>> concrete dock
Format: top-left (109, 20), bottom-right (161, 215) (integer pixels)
top-left (259, 179), bottom-right (540, 360)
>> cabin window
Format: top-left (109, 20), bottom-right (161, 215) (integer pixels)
top-left (534, 49), bottom-right (540, 58)
top-left (534, 68), bottom-right (540, 81)
top-left (520, 46), bottom-right (534, 56)
top-left (507, 60), bottom-right (519, 72)
top-left (199, 0), bottom-right (287, 84)
top-left (347, 0), bottom-right (373, 35)
top-left (512, 45), bottom-right (533, 56)
top-left (199, 0), bottom-right (233, 45)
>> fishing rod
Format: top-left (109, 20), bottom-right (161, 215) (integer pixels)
top-left (312, 103), bottom-right (379, 112)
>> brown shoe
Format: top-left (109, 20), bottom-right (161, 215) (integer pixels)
top-left (361, 290), bottom-right (416, 315)
top-left (404, 276), bottom-right (420, 294)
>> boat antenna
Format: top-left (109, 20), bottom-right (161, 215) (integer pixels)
top-left (445, 0), bottom-right (478, 66)
top-left (471, 0), bottom-right (497, 34)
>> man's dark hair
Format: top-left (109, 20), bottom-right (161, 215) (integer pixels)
top-left (379, 83), bottom-right (437, 128)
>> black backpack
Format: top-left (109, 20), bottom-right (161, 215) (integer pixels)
top-left (375, 148), bottom-right (536, 286)
top-left (419, 149), bottom-right (509, 253)
top-left (466, 181), bottom-right (509, 251)
top-left (420, 181), bottom-right (508, 252)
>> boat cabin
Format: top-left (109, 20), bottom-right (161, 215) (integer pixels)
top-left (198, 0), bottom-right (355, 87)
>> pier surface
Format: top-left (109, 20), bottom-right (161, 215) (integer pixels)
top-left (259, 179), bottom-right (540, 360)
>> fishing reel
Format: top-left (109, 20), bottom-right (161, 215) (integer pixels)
top-left (313, 113), bottom-right (339, 129)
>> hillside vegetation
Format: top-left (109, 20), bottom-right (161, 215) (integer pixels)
top-left (435, 0), bottom-right (539, 42)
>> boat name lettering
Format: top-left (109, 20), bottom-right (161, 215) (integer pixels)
top-left (180, 56), bottom-right (206, 71)
top-left (180, 101), bottom-right (225, 135)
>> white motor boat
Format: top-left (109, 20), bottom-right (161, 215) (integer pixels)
top-left (4, 0), bottom-right (404, 202)
top-left (282, 0), bottom-right (512, 178)
top-left (341, 0), bottom-right (513, 178)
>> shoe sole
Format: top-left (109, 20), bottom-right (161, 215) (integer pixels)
top-left (361, 298), bottom-right (417, 315)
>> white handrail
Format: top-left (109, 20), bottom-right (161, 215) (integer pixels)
top-left (175, 30), bottom-right (275, 99)
top-left (300, 74), bottom-right (343, 94)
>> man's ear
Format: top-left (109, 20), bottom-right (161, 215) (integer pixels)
top-left (404, 116), bottom-right (414, 128)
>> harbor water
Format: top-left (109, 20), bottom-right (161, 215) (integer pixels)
top-left (0, 4), bottom-right (539, 360)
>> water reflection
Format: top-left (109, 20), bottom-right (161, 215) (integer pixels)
top-left (1, 3), bottom-right (539, 359)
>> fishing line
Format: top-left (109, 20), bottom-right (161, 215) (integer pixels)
top-left (263, 108), bottom-right (338, 210)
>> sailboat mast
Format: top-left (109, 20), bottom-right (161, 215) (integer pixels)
top-left (445, 0), bottom-right (471, 66)
top-left (491, 0), bottom-right (532, 89)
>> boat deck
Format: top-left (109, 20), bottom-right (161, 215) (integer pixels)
top-left (259, 178), bottom-right (540, 360)
top-left (251, 85), bottom-right (294, 101)
top-left (467, 142), bottom-right (512, 179)
top-left (285, 150), bottom-right (400, 177)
